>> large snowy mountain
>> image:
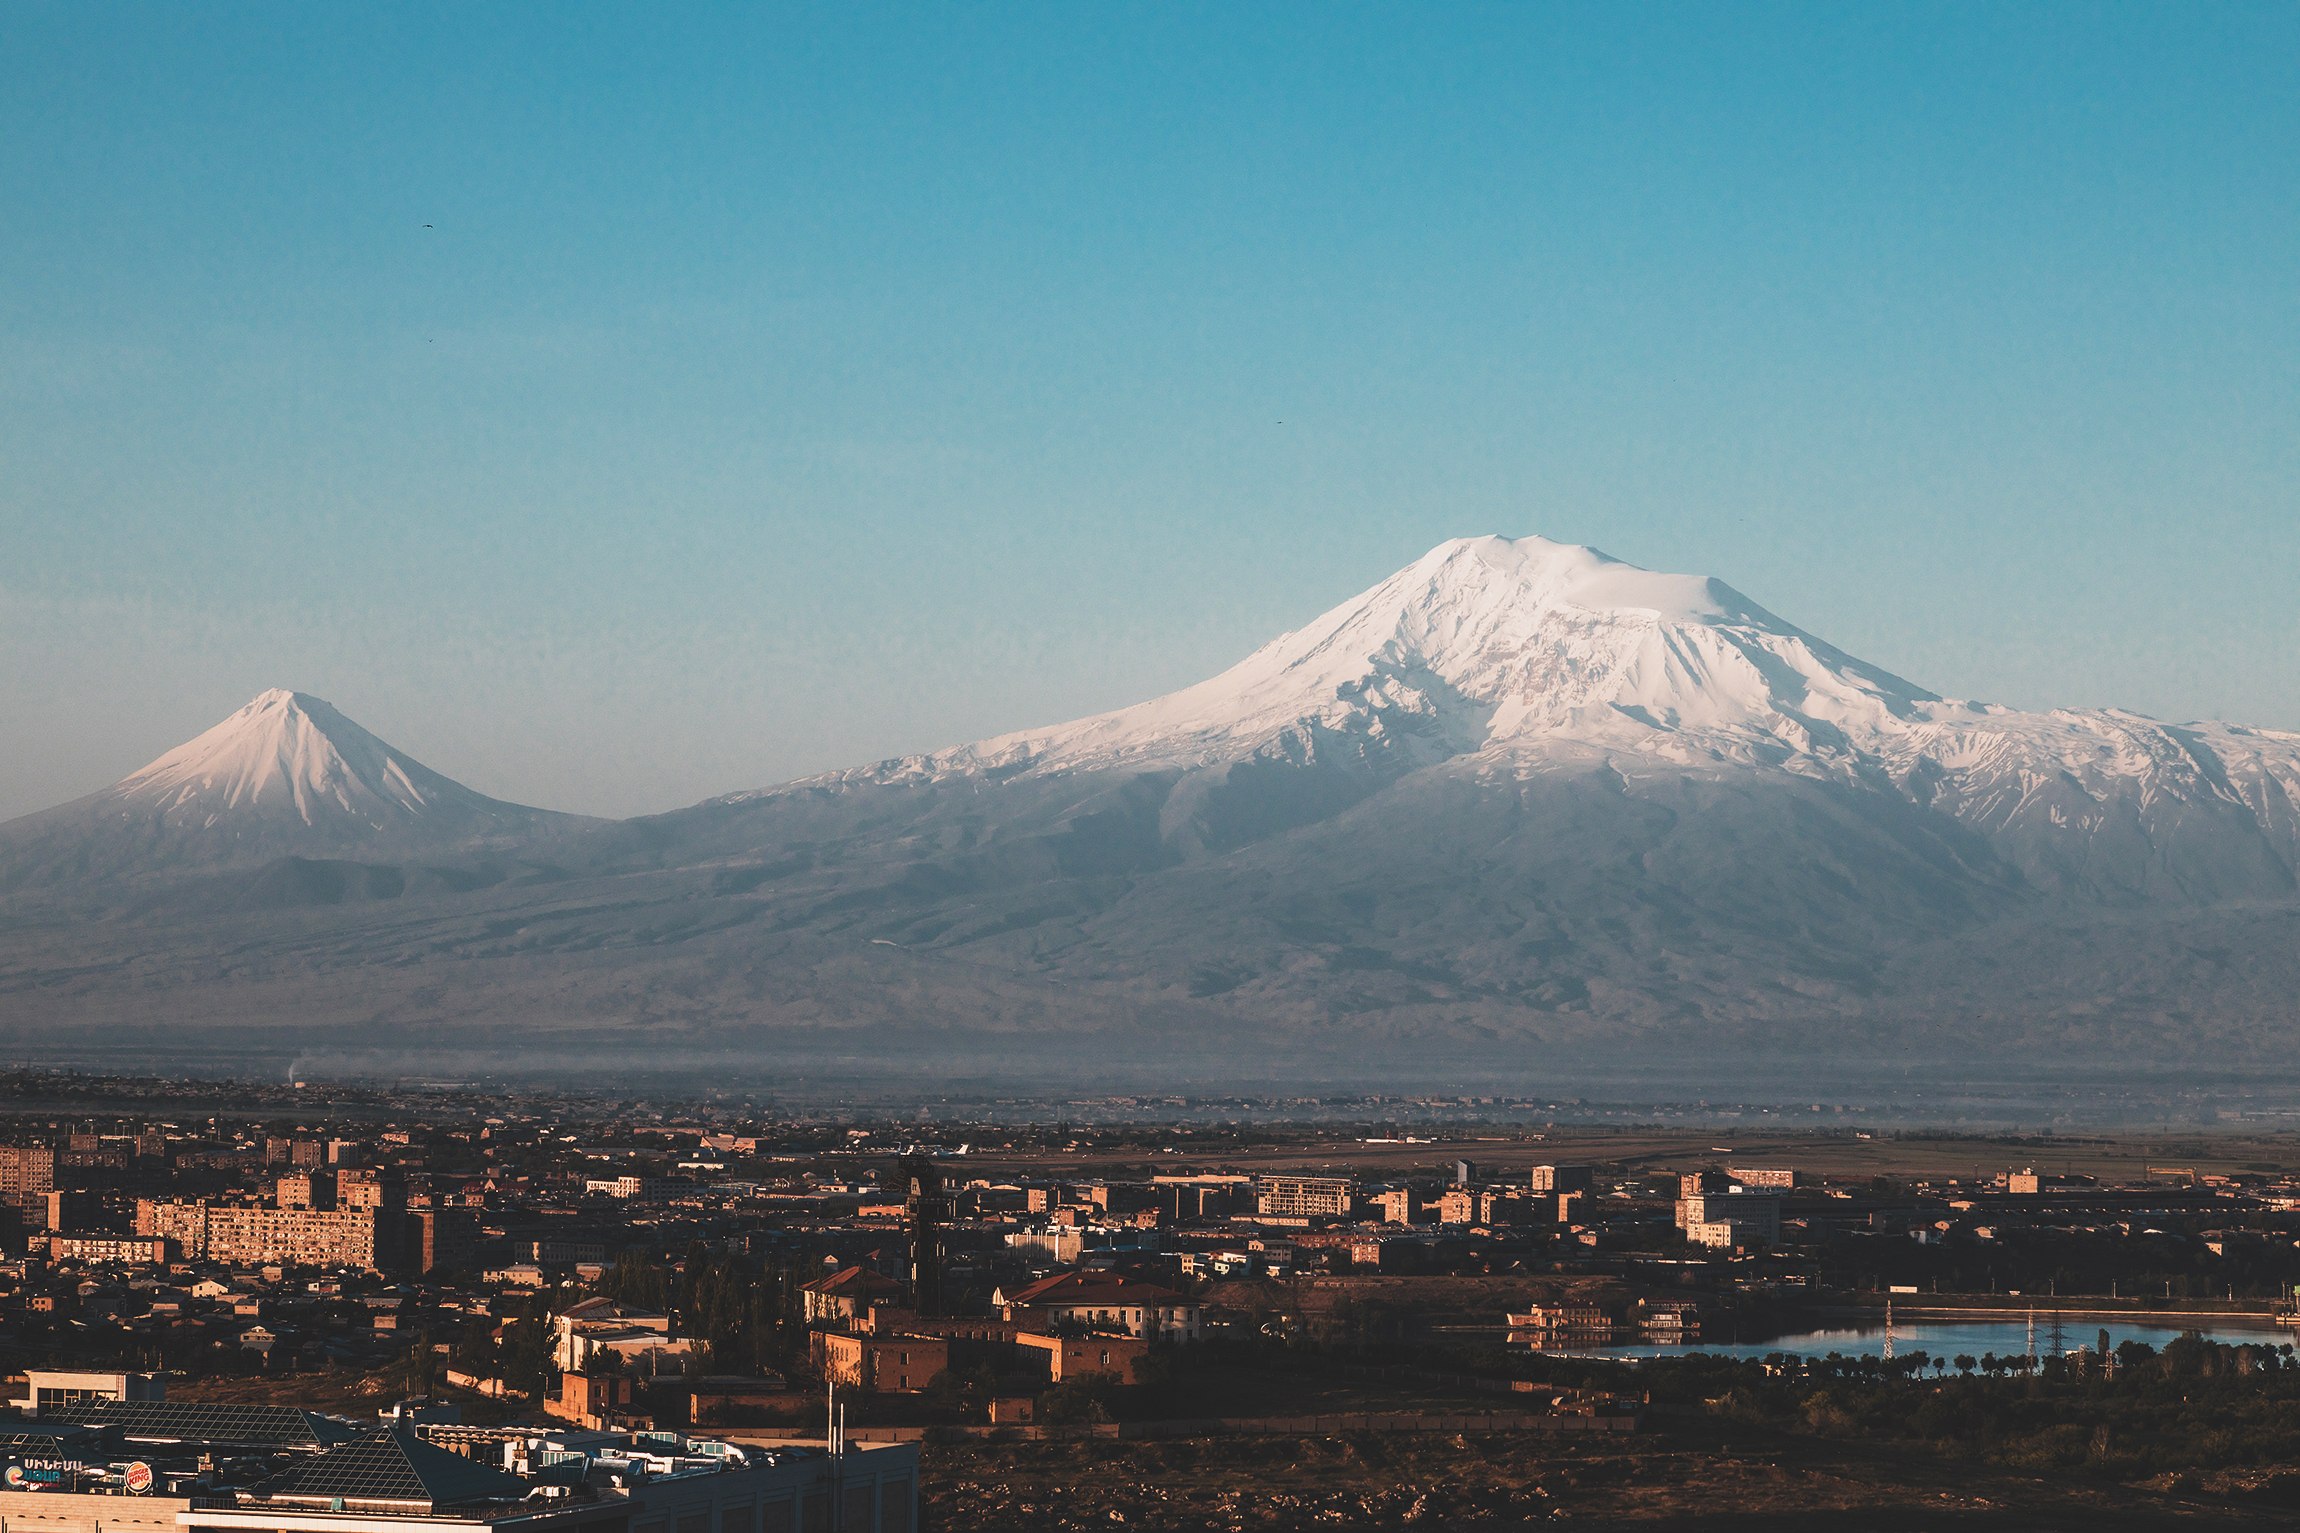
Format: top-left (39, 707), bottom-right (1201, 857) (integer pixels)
top-left (2, 536), bottom-right (2297, 1082)
top-left (744, 534), bottom-right (2300, 904)
top-left (0, 689), bottom-right (581, 890)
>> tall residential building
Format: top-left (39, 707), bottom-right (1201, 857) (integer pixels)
top-left (276, 1172), bottom-right (333, 1210)
top-left (43, 1189), bottom-right (104, 1232)
top-left (1675, 1192), bottom-right (1781, 1243)
top-left (0, 1145), bottom-right (55, 1214)
top-left (335, 1166), bottom-right (403, 1211)
top-left (411, 1207), bottom-right (477, 1275)
top-left (1529, 1164), bottom-right (1593, 1195)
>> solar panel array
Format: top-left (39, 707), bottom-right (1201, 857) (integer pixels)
top-left (62, 1399), bottom-right (358, 1446)
top-left (250, 1428), bottom-right (529, 1510)
top-left (0, 1425), bottom-right (106, 1453)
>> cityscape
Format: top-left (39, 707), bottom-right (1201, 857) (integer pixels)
top-left (0, 1076), bottom-right (2286, 1525)
top-left (5, 4), bottom-right (2296, 1528)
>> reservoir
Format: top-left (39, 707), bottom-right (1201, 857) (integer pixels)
top-left (1583, 1315), bottom-right (2297, 1363)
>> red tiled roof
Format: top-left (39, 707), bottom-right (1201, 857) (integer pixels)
top-left (1005, 1270), bottom-right (1183, 1307)
top-left (803, 1264), bottom-right (906, 1296)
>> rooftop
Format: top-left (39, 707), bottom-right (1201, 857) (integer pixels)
top-left (51, 1400), bottom-right (361, 1448)
top-left (244, 1427), bottom-right (531, 1513)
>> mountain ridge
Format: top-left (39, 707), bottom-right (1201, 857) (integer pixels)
top-left (717, 534), bottom-right (2300, 904)
top-left (3, 533), bottom-right (2297, 1081)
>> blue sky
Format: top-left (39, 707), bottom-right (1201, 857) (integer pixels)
top-left (3, 3), bottom-right (2294, 818)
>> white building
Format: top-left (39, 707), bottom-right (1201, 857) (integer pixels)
top-left (13, 1369), bottom-right (163, 1414)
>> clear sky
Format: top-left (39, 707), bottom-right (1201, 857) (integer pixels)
top-left (3, 3), bottom-right (2295, 820)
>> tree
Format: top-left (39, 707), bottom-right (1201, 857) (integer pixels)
top-left (602, 1250), bottom-right (670, 1309)
top-left (400, 1332), bottom-right (438, 1397)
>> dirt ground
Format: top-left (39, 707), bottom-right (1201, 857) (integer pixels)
top-left (920, 1425), bottom-right (2300, 1530)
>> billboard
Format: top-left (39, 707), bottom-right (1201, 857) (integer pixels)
top-left (4, 1457), bottom-right (87, 1492)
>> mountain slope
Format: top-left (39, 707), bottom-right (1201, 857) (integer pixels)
top-left (2, 537), bottom-right (2298, 1083)
top-left (723, 535), bottom-right (2300, 902)
top-left (0, 689), bottom-right (582, 889)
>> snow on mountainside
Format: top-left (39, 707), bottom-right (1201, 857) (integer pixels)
top-left (0, 690), bottom-right (576, 888)
top-left (814, 534), bottom-right (1952, 782)
top-left (782, 534), bottom-right (2300, 897)
top-left (3, 538), bottom-right (2300, 1074)
top-left (120, 689), bottom-right (475, 829)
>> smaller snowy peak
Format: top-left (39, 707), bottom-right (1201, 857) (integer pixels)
top-left (0, 689), bottom-right (578, 889)
top-left (108, 689), bottom-right (534, 834)
top-left (119, 690), bottom-right (425, 826)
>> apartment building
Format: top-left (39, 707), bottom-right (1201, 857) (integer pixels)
top-left (46, 1234), bottom-right (167, 1266)
top-left (1529, 1165), bottom-right (1593, 1195)
top-left (0, 1144), bottom-right (56, 1214)
top-left (1254, 1176), bottom-right (1354, 1218)
top-left (1675, 1193), bottom-right (1780, 1244)
top-left (134, 1198), bottom-right (397, 1271)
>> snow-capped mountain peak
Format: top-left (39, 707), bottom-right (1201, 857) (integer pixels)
top-left (118, 689), bottom-right (452, 828)
top-left (862, 533), bottom-right (1947, 782)
top-left (0, 690), bottom-right (577, 888)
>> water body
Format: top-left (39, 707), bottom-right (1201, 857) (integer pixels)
top-left (1588, 1317), bottom-right (2298, 1363)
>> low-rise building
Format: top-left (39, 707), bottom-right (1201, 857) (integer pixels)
top-left (1506, 1303), bottom-right (1615, 1343)
top-left (553, 1299), bottom-right (696, 1375)
top-left (1726, 1166), bottom-right (1799, 1190)
top-left (801, 1266), bottom-right (906, 1326)
top-left (818, 1332), bottom-right (949, 1394)
top-left (0, 1487), bottom-right (192, 1533)
top-left (13, 1368), bottom-right (163, 1413)
top-left (1015, 1330), bottom-right (1151, 1385)
top-left (45, 1234), bottom-right (167, 1266)
top-left (547, 1371), bottom-right (651, 1430)
top-left (995, 1270), bottom-right (1202, 1340)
